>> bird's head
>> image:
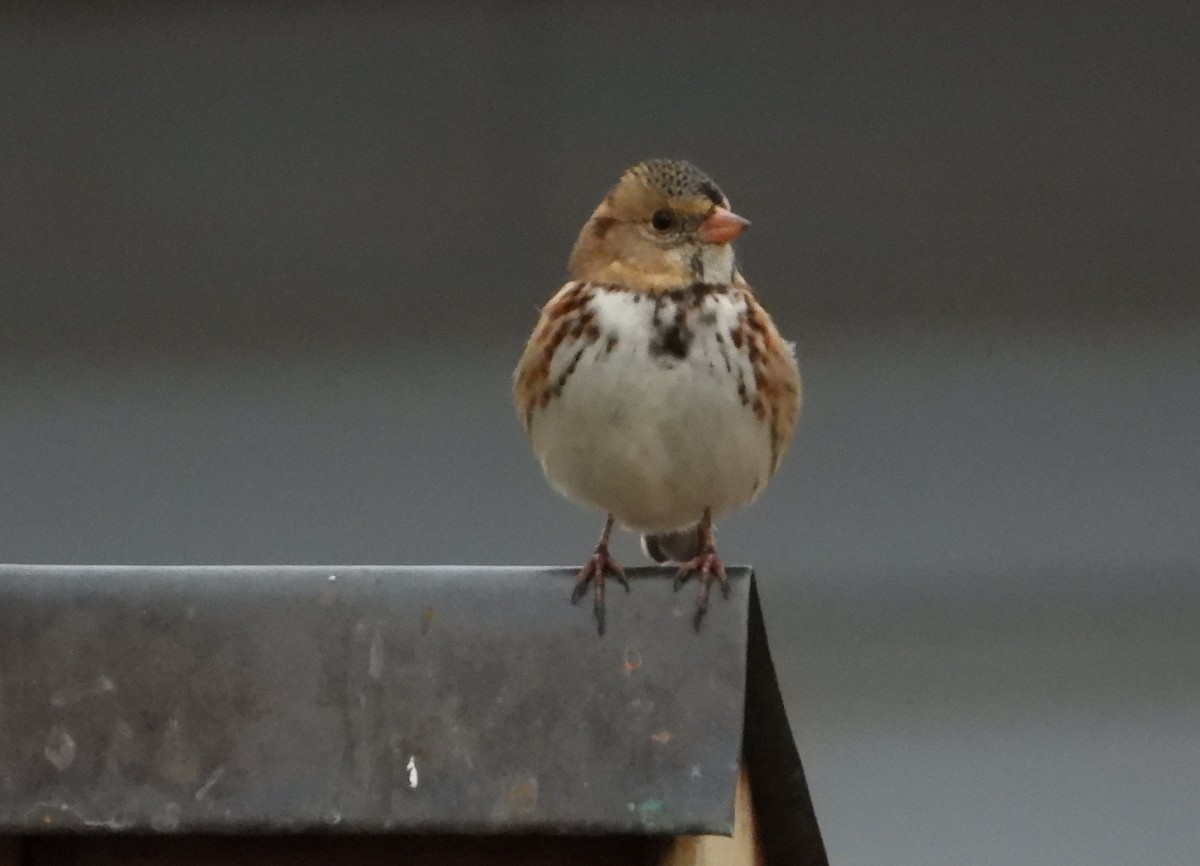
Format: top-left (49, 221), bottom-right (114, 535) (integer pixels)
top-left (568, 159), bottom-right (749, 291)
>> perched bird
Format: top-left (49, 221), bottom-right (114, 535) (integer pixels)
top-left (514, 159), bottom-right (801, 632)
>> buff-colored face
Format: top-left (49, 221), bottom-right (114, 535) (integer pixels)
top-left (568, 160), bottom-right (750, 290)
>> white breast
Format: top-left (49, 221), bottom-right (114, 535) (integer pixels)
top-left (529, 286), bottom-right (773, 534)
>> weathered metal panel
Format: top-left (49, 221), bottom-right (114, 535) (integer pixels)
top-left (0, 565), bottom-right (749, 836)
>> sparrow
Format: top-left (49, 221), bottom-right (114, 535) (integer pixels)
top-left (514, 159), bottom-right (801, 632)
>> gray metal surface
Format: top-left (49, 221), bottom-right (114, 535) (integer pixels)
top-left (0, 565), bottom-right (750, 836)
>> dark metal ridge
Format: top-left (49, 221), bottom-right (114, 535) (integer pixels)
top-left (744, 578), bottom-right (830, 865)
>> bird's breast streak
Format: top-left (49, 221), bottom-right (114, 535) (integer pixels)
top-left (590, 287), bottom-right (748, 380)
top-left (530, 286), bottom-right (772, 530)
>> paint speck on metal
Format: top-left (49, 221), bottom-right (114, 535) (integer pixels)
top-left (43, 726), bottom-right (76, 772)
top-left (508, 777), bottom-right (538, 814)
top-left (406, 756), bottom-right (419, 789)
top-left (50, 675), bottom-right (115, 707)
top-left (368, 627), bottom-right (384, 680)
top-left (150, 802), bottom-right (181, 832)
top-left (194, 766), bottom-right (225, 801)
top-left (633, 798), bottom-right (665, 829)
top-left (491, 775), bottom-right (538, 818)
top-left (623, 648), bottom-right (643, 673)
top-left (158, 717), bottom-right (202, 785)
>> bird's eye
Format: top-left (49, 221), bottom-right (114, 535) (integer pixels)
top-left (650, 210), bottom-right (676, 231)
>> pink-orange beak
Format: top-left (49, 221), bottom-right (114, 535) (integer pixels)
top-left (697, 206), bottom-right (750, 244)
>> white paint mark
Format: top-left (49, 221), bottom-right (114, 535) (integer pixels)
top-left (690, 764), bottom-right (703, 780)
top-left (22, 802), bottom-right (131, 830)
top-left (50, 675), bottom-right (116, 707)
top-left (43, 726), bottom-right (76, 771)
top-left (406, 756), bottom-right (419, 789)
top-left (84, 816), bottom-right (133, 830)
top-left (328, 574), bottom-right (337, 581)
top-left (368, 628), bottom-right (384, 680)
top-left (150, 802), bottom-right (181, 832)
top-left (194, 766), bottom-right (225, 801)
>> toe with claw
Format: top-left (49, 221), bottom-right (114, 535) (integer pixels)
top-left (571, 514), bottom-right (628, 634)
top-left (671, 508), bottom-right (729, 631)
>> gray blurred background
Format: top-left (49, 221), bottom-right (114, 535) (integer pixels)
top-left (2, 3), bottom-right (1198, 862)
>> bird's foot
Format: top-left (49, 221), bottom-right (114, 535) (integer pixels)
top-left (674, 547), bottom-right (729, 631)
top-left (571, 545), bottom-right (628, 635)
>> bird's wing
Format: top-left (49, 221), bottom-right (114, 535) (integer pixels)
top-left (735, 274), bottom-right (802, 473)
top-left (512, 280), bottom-right (591, 436)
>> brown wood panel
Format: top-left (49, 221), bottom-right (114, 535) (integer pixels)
top-left (660, 769), bottom-right (762, 866)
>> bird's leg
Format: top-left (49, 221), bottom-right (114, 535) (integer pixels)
top-left (673, 508), bottom-right (728, 631)
top-left (571, 513), bottom-right (629, 635)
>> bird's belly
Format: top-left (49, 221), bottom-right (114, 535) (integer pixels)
top-left (530, 339), bottom-right (771, 533)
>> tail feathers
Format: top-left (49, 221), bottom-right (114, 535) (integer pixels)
top-left (641, 527), bottom-right (703, 564)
